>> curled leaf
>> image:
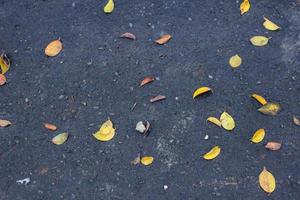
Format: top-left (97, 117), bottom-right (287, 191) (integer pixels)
top-left (155, 34), bottom-right (172, 45)
top-left (263, 17), bottom-right (280, 31)
top-left (203, 146), bottom-right (221, 160)
top-left (140, 76), bottom-right (155, 86)
top-left (229, 54), bottom-right (242, 68)
top-left (131, 154), bottom-right (141, 165)
top-left (0, 54), bottom-right (10, 74)
top-left (250, 36), bottom-right (270, 47)
top-left (251, 93), bottom-right (267, 105)
top-left (120, 32), bottom-right (136, 40)
top-left (93, 119), bottom-right (115, 142)
top-left (52, 132), bottom-right (68, 145)
top-left (265, 142), bottom-right (281, 151)
top-left (0, 119), bottom-right (11, 127)
top-left (258, 102), bottom-right (281, 116)
top-left (44, 123), bottom-right (57, 131)
top-left (104, 0), bottom-right (114, 13)
top-left (207, 117), bottom-right (222, 127)
top-left (141, 156), bottom-right (154, 166)
top-left (150, 95), bottom-right (166, 103)
top-left (240, 0), bottom-right (251, 15)
top-left (259, 167), bottom-right (276, 194)
top-left (220, 111), bottom-right (235, 131)
top-left (45, 39), bottom-right (63, 57)
top-left (251, 128), bottom-right (265, 143)
top-left (293, 116), bottom-right (300, 126)
top-left (0, 74), bottom-right (6, 86)
top-left (193, 87), bottom-right (212, 99)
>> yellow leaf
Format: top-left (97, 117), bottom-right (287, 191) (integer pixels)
top-left (259, 167), bottom-right (276, 194)
top-left (104, 0), bottom-right (114, 13)
top-left (240, 0), bottom-right (251, 15)
top-left (258, 102), bottom-right (281, 116)
top-left (203, 146), bottom-right (221, 160)
top-left (250, 36), bottom-right (270, 47)
top-left (0, 119), bottom-right (11, 127)
top-left (229, 54), bottom-right (242, 68)
top-left (263, 17), bottom-right (280, 31)
top-left (220, 112), bottom-right (235, 131)
top-left (93, 119), bottom-right (115, 142)
top-left (207, 117), bottom-right (222, 127)
top-left (0, 54), bottom-right (10, 74)
top-left (45, 39), bottom-right (63, 57)
top-left (193, 87), bottom-right (212, 99)
top-left (251, 128), bottom-right (265, 143)
top-left (141, 156), bottom-right (154, 166)
top-left (251, 93), bottom-right (267, 105)
top-left (52, 132), bottom-right (68, 145)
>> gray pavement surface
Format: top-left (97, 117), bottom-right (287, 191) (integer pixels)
top-left (0, 0), bottom-right (300, 199)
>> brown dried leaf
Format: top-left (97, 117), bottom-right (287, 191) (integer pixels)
top-left (0, 74), bottom-right (6, 86)
top-left (44, 123), bottom-right (57, 131)
top-left (144, 121), bottom-right (150, 137)
top-left (293, 116), bottom-right (300, 126)
top-left (150, 95), bottom-right (166, 103)
top-left (155, 34), bottom-right (172, 45)
top-left (140, 76), bottom-right (155, 87)
top-left (0, 119), bottom-right (11, 127)
top-left (120, 32), bottom-right (136, 40)
top-left (265, 142), bottom-right (281, 151)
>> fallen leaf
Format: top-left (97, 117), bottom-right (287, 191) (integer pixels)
top-left (251, 93), bottom-right (267, 105)
top-left (259, 167), bottom-right (276, 194)
top-left (240, 0), bottom-right (251, 15)
top-left (93, 119), bottom-right (115, 142)
top-left (250, 36), bottom-right (270, 47)
top-left (229, 54), bottom-right (242, 68)
top-left (144, 121), bottom-right (151, 137)
top-left (207, 117), bottom-right (222, 127)
top-left (140, 76), bottom-right (155, 86)
top-left (258, 102), bottom-right (281, 116)
top-left (251, 128), bottom-right (265, 143)
top-left (150, 95), bottom-right (166, 103)
top-left (0, 119), bottom-right (11, 127)
top-left (44, 123), bottom-right (57, 131)
top-left (193, 87), bottom-right (212, 99)
top-left (52, 132), bottom-right (68, 145)
top-left (203, 146), bottom-right (221, 160)
top-left (293, 116), bottom-right (300, 126)
top-left (135, 121), bottom-right (146, 133)
top-left (155, 34), bottom-right (172, 45)
top-left (141, 156), bottom-right (154, 166)
top-left (103, 0), bottom-right (114, 13)
top-left (263, 17), bottom-right (280, 31)
top-left (220, 112), bottom-right (235, 131)
top-left (0, 54), bottom-right (10, 74)
top-left (120, 32), bottom-right (136, 40)
top-left (265, 142), bottom-right (281, 151)
top-left (45, 39), bottom-right (63, 57)
top-left (0, 74), bottom-right (6, 86)
top-left (131, 154), bottom-right (141, 165)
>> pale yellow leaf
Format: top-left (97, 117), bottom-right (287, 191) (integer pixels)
top-left (251, 128), bottom-right (265, 143)
top-left (141, 156), bottom-right (154, 166)
top-left (259, 167), bottom-right (276, 193)
top-left (0, 119), bottom-right (11, 127)
top-left (250, 36), bottom-right (270, 47)
top-left (240, 0), bottom-right (251, 15)
top-left (220, 112), bottom-right (235, 131)
top-left (155, 34), bottom-right (172, 45)
top-left (93, 119), bottom-right (115, 142)
top-left (203, 146), bottom-right (221, 160)
top-left (251, 93), bottom-right (267, 105)
top-left (104, 0), bottom-right (114, 13)
top-left (229, 54), bottom-right (242, 68)
top-left (263, 17), bottom-right (280, 31)
top-left (258, 102), bottom-right (281, 116)
top-left (52, 132), bottom-right (68, 145)
top-left (193, 87), bottom-right (212, 99)
top-left (207, 117), bottom-right (222, 127)
top-left (45, 39), bottom-right (63, 57)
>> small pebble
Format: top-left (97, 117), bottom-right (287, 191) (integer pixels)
top-left (204, 135), bottom-right (209, 140)
top-left (163, 185), bottom-right (168, 190)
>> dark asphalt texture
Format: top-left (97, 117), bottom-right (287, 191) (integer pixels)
top-left (0, 0), bottom-right (300, 199)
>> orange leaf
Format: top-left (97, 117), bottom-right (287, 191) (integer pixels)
top-left (140, 76), bottom-right (155, 86)
top-left (45, 39), bottom-right (63, 57)
top-left (155, 34), bottom-right (172, 45)
top-left (0, 74), bottom-right (6, 86)
top-left (44, 123), bottom-right (57, 131)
